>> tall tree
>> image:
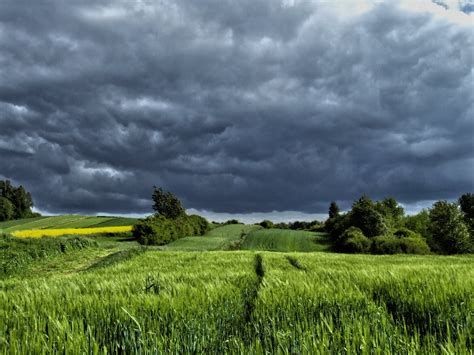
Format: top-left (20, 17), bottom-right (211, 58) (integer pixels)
top-left (350, 196), bottom-right (388, 238)
top-left (429, 201), bottom-right (471, 254)
top-left (152, 187), bottom-right (185, 219)
top-left (458, 193), bottom-right (474, 236)
top-left (328, 201), bottom-right (340, 219)
top-left (0, 197), bottom-right (14, 222)
top-left (0, 180), bottom-right (34, 220)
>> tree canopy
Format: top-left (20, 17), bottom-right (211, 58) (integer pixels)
top-left (0, 180), bottom-right (35, 221)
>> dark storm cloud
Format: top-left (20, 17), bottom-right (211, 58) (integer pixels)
top-left (0, 0), bottom-right (472, 216)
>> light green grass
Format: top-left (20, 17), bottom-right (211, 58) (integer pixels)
top-left (165, 224), bottom-right (261, 251)
top-left (0, 251), bottom-right (472, 353)
top-left (241, 228), bottom-right (332, 252)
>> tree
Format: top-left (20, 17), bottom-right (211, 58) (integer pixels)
top-left (328, 201), bottom-right (340, 219)
top-left (0, 197), bottom-right (14, 222)
top-left (152, 187), bottom-right (185, 219)
top-left (375, 197), bottom-right (404, 229)
top-left (350, 196), bottom-right (388, 238)
top-left (259, 220), bottom-right (274, 229)
top-left (429, 201), bottom-right (471, 254)
top-left (403, 210), bottom-right (430, 239)
top-left (0, 180), bottom-right (34, 220)
top-left (458, 193), bottom-right (474, 236)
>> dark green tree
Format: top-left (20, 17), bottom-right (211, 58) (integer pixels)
top-left (328, 201), bottom-right (340, 219)
top-left (350, 196), bottom-right (388, 238)
top-left (375, 197), bottom-right (404, 229)
top-left (0, 180), bottom-right (34, 220)
top-left (458, 193), bottom-right (474, 235)
top-left (0, 197), bottom-right (14, 222)
top-left (403, 209), bottom-right (430, 239)
top-left (429, 201), bottom-right (471, 254)
top-left (152, 187), bottom-right (185, 219)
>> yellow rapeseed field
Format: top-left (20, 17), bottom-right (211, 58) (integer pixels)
top-left (12, 226), bottom-right (133, 238)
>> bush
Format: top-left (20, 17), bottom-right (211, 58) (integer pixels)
top-left (341, 228), bottom-right (371, 253)
top-left (223, 219), bottom-right (241, 225)
top-left (393, 227), bottom-right (422, 239)
top-left (372, 235), bottom-right (430, 255)
top-left (133, 214), bottom-right (209, 246)
top-left (259, 220), bottom-right (274, 229)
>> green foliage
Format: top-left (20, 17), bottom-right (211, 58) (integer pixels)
top-left (393, 227), bottom-right (422, 239)
top-left (0, 180), bottom-right (35, 220)
top-left (133, 214), bottom-right (209, 246)
top-left (339, 227), bottom-right (371, 253)
top-left (372, 235), bottom-right (430, 255)
top-left (152, 187), bottom-right (185, 219)
top-left (375, 197), bottom-right (405, 229)
top-left (350, 196), bottom-right (389, 238)
top-left (0, 197), bottom-right (14, 222)
top-left (429, 201), bottom-right (472, 254)
top-left (223, 219), bottom-right (242, 225)
top-left (259, 220), bottom-right (274, 229)
top-left (328, 201), bottom-right (340, 219)
top-left (403, 210), bottom-right (430, 239)
top-left (459, 193), bottom-right (474, 235)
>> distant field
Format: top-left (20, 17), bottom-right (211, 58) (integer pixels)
top-left (0, 215), bottom-right (138, 233)
top-left (165, 224), bottom-right (261, 251)
top-left (241, 229), bottom-right (332, 252)
top-left (12, 226), bottom-right (133, 238)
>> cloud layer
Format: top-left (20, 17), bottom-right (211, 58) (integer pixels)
top-left (0, 0), bottom-right (472, 217)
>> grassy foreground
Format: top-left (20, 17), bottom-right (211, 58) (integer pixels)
top-left (0, 249), bottom-right (472, 353)
top-left (0, 224), bottom-right (473, 353)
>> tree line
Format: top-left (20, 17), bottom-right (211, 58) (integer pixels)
top-left (323, 194), bottom-right (473, 255)
top-left (0, 180), bottom-right (39, 221)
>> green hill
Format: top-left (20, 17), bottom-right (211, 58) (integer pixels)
top-left (240, 229), bottom-right (332, 252)
top-left (0, 215), bottom-right (138, 233)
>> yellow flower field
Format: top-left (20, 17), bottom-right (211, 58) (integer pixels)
top-left (12, 226), bottom-right (133, 238)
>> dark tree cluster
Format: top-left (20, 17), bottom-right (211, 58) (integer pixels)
top-left (325, 194), bottom-right (473, 255)
top-left (0, 180), bottom-right (38, 222)
top-left (257, 220), bottom-right (323, 231)
top-left (133, 187), bottom-right (209, 245)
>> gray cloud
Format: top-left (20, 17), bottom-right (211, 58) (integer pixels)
top-left (0, 0), bottom-right (472, 217)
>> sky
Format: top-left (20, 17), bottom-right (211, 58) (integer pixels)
top-left (0, 0), bottom-right (473, 222)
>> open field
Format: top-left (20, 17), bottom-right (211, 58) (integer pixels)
top-left (0, 247), bottom-right (472, 353)
top-left (241, 228), bottom-right (332, 252)
top-left (0, 215), bottom-right (137, 233)
top-left (0, 223), bottom-right (473, 353)
top-left (164, 224), bottom-right (261, 251)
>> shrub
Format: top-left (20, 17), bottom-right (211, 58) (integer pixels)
top-left (338, 227), bottom-right (371, 253)
top-left (393, 227), bottom-right (422, 239)
top-left (259, 220), bottom-right (274, 229)
top-left (133, 214), bottom-right (209, 246)
top-left (372, 235), bottom-right (430, 255)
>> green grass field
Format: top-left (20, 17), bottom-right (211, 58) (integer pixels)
top-left (0, 223), bottom-right (473, 353)
top-left (0, 215), bottom-right (138, 233)
top-left (241, 228), bottom-right (332, 252)
top-left (164, 224), bottom-right (261, 251)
